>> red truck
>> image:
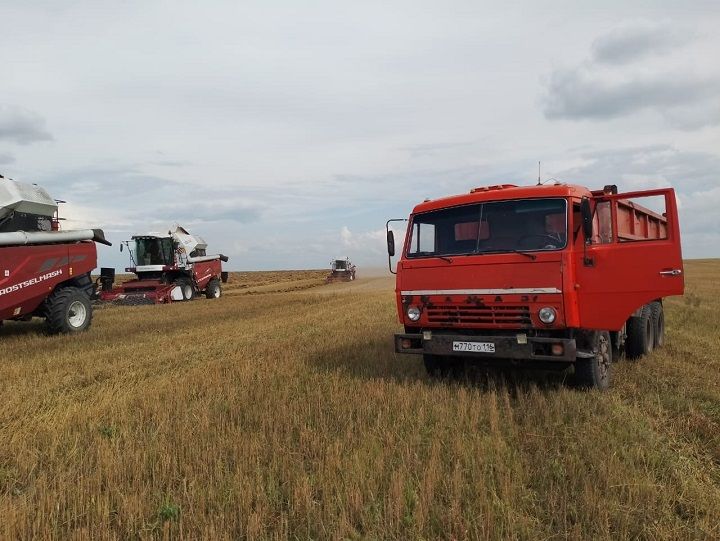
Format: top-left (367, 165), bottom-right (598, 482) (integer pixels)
top-left (0, 175), bottom-right (111, 333)
top-left (387, 183), bottom-right (684, 389)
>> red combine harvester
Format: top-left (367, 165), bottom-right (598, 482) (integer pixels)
top-left (0, 174), bottom-right (111, 333)
top-left (387, 183), bottom-right (684, 389)
top-left (99, 225), bottom-right (228, 305)
top-left (326, 257), bottom-right (356, 282)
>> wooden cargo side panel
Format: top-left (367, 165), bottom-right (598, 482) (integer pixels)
top-left (616, 199), bottom-right (667, 241)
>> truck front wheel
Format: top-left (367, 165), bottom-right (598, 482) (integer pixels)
top-left (45, 287), bottom-right (93, 334)
top-left (423, 354), bottom-right (463, 378)
top-left (575, 330), bottom-right (612, 390)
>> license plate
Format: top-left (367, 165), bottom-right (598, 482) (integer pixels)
top-left (452, 341), bottom-right (495, 353)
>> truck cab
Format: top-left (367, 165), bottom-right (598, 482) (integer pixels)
top-left (388, 183), bottom-right (684, 389)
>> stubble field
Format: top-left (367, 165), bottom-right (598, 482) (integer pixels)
top-left (0, 261), bottom-right (719, 539)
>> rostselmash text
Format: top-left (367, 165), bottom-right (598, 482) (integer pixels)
top-left (0, 269), bottom-right (63, 297)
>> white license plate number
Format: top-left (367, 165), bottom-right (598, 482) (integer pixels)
top-left (452, 341), bottom-right (495, 353)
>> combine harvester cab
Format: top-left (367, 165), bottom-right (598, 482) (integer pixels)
top-left (326, 257), bottom-right (356, 283)
top-left (0, 174), bottom-right (111, 334)
top-left (99, 225), bottom-right (228, 305)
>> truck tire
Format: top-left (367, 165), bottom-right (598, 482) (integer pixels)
top-left (205, 279), bottom-right (222, 299)
top-left (423, 354), bottom-right (463, 378)
top-left (650, 302), bottom-right (665, 348)
top-left (174, 278), bottom-right (194, 301)
top-left (45, 287), bottom-right (93, 334)
top-left (610, 330), bottom-right (624, 361)
top-left (625, 305), bottom-right (654, 359)
top-left (575, 330), bottom-right (612, 390)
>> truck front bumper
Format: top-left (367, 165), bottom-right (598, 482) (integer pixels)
top-left (394, 332), bottom-right (578, 362)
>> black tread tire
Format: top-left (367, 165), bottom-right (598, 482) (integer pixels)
top-left (173, 278), bottom-right (194, 301)
top-left (610, 330), bottom-right (624, 361)
top-left (45, 287), bottom-right (93, 334)
top-left (423, 354), bottom-right (464, 379)
top-left (650, 302), bottom-right (664, 348)
top-left (575, 330), bottom-right (612, 390)
top-left (625, 305), bottom-right (654, 360)
top-left (205, 279), bottom-right (222, 299)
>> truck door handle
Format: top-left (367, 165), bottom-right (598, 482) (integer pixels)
top-left (659, 269), bottom-right (682, 276)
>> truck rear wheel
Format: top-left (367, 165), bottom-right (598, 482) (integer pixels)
top-left (575, 330), bottom-right (612, 390)
top-left (205, 279), bottom-right (222, 299)
top-left (650, 302), bottom-right (665, 348)
top-left (45, 287), bottom-right (93, 334)
top-left (625, 305), bottom-right (654, 359)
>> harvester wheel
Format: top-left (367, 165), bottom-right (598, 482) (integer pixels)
top-left (174, 278), bottom-right (194, 301)
top-left (650, 302), bottom-right (665, 348)
top-left (45, 287), bottom-right (93, 334)
top-left (625, 305), bottom-right (654, 359)
top-left (575, 330), bottom-right (611, 390)
top-left (205, 279), bottom-right (222, 299)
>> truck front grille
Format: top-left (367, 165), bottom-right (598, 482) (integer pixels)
top-left (426, 304), bottom-right (531, 328)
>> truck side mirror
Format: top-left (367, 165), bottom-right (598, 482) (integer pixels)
top-left (581, 198), bottom-right (593, 242)
top-left (387, 230), bottom-right (395, 257)
top-left (120, 244), bottom-right (124, 252)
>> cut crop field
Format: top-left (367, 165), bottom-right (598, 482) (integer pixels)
top-left (1, 260), bottom-right (719, 539)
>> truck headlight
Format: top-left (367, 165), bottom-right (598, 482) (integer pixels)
top-left (538, 307), bottom-right (556, 324)
top-left (407, 305), bottom-right (421, 321)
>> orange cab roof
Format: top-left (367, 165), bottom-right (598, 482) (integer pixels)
top-left (412, 183), bottom-right (593, 214)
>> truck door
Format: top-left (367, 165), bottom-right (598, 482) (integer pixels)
top-left (573, 187), bottom-right (684, 330)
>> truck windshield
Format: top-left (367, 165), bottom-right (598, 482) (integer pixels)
top-left (406, 198), bottom-right (567, 258)
top-left (135, 238), bottom-right (174, 266)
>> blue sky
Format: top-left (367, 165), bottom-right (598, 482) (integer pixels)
top-left (1, 0), bottom-right (719, 270)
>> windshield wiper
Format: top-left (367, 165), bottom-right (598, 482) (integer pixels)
top-left (451, 250), bottom-right (537, 260)
top-left (482, 249), bottom-right (537, 260)
top-left (407, 252), bottom-right (453, 263)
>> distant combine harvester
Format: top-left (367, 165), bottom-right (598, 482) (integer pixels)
top-left (326, 257), bottom-right (356, 283)
top-left (98, 225), bottom-right (229, 305)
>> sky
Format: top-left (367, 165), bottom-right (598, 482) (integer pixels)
top-left (1, 0), bottom-right (719, 270)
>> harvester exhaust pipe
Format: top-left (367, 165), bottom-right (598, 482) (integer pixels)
top-left (99, 267), bottom-right (115, 292)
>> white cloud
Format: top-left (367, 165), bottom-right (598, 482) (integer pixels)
top-left (543, 20), bottom-right (720, 129)
top-left (0, 105), bottom-right (53, 144)
top-left (340, 226), bottom-right (385, 254)
top-left (591, 20), bottom-right (694, 64)
top-left (0, 2), bottom-right (717, 268)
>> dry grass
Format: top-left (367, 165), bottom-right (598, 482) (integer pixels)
top-left (1, 260), bottom-right (719, 539)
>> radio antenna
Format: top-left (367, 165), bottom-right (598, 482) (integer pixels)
top-left (537, 161), bottom-right (541, 185)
